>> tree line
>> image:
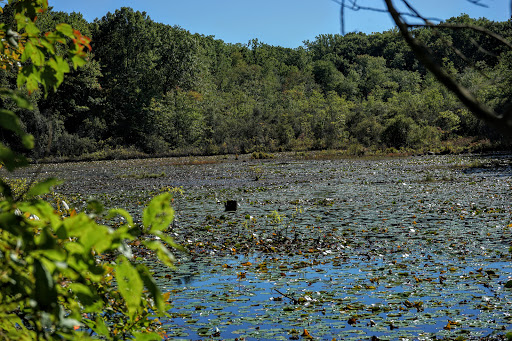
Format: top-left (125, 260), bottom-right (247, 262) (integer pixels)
top-left (2, 6), bottom-right (511, 159)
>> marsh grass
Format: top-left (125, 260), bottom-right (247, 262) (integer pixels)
top-left (118, 172), bottom-right (167, 179)
top-left (169, 159), bottom-right (219, 166)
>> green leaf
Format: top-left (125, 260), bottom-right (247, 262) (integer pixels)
top-left (153, 231), bottom-right (186, 253)
top-left (69, 219), bottom-right (113, 254)
top-left (47, 56), bottom-right (70, 87)
top-left (0, 179), bottom-right (14, 202)
top-left (0, 212), bottom-right (22, 235)
top-left (17, 64), bottom-right (41, 93)
top-left (27, 178), bottom-right (63, 198)
top-left (0, 109), bottom-right (25, 136)
top-left (68, 283), bottom-right (97, 309)
top-left (39, 38), bottom-right (56, 55)
top-left (143, 241), bottom-right (175, 268)
top-left (21, 134), bottom-right (35, 149)
top-left (33, 258), bottom-right (57, 312)
top-left (91, 315), bottom-right (110, 337)
top-left (23, 21), bottom-right (40, 37)
top-left (24, 40), bottom-right (45, 66)
top-left (115, 257), bottom-right (143, 321)
top-left (18, 200), bottom-right (61, 226)
top-left (55, 23), bottom-right (74, 38)
top-left (35, 226), bottom-right (57, 250)
top-left (86, 199), bottom-right (104, 215)
top-left (0, 89), bottom-right (33, 109)
top-left (0, 109), bottom-right (34, 149)
top-left (136, 264), bottom-right (164, 312)
top-left (106, 208), bottom-right (134, 227)
top-left (71, 54), bottom-right (87, 69)
top-left (0, 144), bottom-right (29, 171)
top-left (142, 193), bottom-right (174, 233)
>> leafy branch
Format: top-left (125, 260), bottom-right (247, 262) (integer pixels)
top-left (0, 1), bottom-right (182, 339)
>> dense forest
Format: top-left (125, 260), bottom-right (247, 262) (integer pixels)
top-left (1, 6), bottom-right (511, 159)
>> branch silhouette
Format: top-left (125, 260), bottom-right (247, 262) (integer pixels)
top-left (336, 0), bottom-right (512, 137)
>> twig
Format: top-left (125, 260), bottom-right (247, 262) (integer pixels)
top-left (331, 0), bottom-right (441, 22)
top-left (467, 0), bottom-right (489, 8)
top-left (384, 0), bottom-right (512, 137)
top-left (274, 288), bottom-right (298, 304)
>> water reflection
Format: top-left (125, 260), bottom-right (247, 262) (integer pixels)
top-left (149, 155), bottom-right (512, 340)
top-left (172, 273), bottom-right (196, 285)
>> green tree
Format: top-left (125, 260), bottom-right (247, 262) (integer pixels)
top-left (381, 114), bottom-right (417, 148)
top-left (144, 88), bottom-right (205, 153)
top-left (31, 10), bottom-right (104, 157)
top-left (91, 7), bottom-right (160, 143)
top-left (154, 23), bottom-right (202, 93)
top-left (311, 59), bottom-right (344, 93)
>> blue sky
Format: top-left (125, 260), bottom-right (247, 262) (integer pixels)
top-left (48, 0), bottom-right (509, 48)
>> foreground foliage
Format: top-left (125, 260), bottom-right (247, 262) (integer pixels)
top-left (0, 1), bottom-right (180, 339)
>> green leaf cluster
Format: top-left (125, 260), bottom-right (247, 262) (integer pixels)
top-left (0, 2), bottom-right (180, 339)
top-left (0, 185), bottom-right (179, 339)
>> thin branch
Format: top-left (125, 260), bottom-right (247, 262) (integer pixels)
top-left (331, 0), bottom-right (441, 22)
top-left (413, 23), bottom-right (493, 79)
top-left (274, 288), bottom-right (299, 304)
top-left (467, 0), bottom-right (489, 8)
top-left (469, 37), bottom-right (497, 58)
top-left (341, 0), bottom-right (345, 35)
top-left (437, 33), bottom-right (492, 80)
top-left (341, 0), bottom-right (390, 13)
top-left (401, 0), bottom-right (428, 21)
top-left (384, 0), bottom-right (512, 137)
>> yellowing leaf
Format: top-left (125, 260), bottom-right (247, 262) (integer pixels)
top-left (301, 329), bottom-right (314, 339)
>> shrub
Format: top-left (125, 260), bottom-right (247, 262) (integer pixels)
top-left (251, 151), bottom-right (274, 159)
top-left (381, 115), bottom-right (417, 148)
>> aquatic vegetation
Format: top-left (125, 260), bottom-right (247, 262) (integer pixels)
top-left (118, 171), bottom-right (167, 179)
top-left (7, 154), bottom-right (512, 340)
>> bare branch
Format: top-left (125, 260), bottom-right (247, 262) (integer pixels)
top-left (384, 0), bottom-right (512, 137)
top-left (331, 0), bottom-right (442, 28)
top-left (274, 288), bottom-right (299, 304)
top-left (467, 0), bottom-right (489, 8)
top-left (435, 33), bottom-right (492, 80)
top-left (401, 0), bottom-right (429, 22)
top-left (341, 0), bottom-right (345, 35)
top-left (469, 37), bottom-right (497, 58)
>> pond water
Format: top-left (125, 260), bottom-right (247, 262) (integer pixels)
top-left (12, 154), bottom-right (512, 340)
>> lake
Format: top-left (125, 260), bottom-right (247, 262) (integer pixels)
top-left (12, 153), bottom-right (512, 340)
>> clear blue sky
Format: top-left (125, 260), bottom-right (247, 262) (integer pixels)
top-left (48, 0), bottom-right (509, 48)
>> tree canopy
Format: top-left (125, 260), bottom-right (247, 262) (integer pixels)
top-left (2, 5), bottom-right (511, 159)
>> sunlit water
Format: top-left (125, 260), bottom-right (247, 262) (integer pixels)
top-left (11, 154), bottom-right (510, 340)
top-left (142, 155), bottom-right (512, 340)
